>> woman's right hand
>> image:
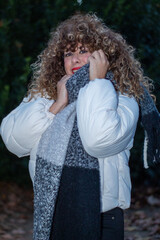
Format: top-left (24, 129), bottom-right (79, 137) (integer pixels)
top-left (49, 75), bottom-right (71, 114)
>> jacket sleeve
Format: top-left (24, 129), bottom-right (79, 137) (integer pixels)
top-left (76, 78), bottom-right (139, 158)
top-left (0, 96), bottom-right (55, 157)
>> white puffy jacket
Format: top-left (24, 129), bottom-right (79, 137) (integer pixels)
top-left (0, 78), bottom-right (139, 212)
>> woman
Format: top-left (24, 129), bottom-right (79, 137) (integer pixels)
top-left (0, 13), bottom-right (152, 240)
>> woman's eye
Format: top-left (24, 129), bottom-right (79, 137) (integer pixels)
top-left (64, 52), bottom-right (73, 57)
top-left (80, 49), bottom-right (88, 54)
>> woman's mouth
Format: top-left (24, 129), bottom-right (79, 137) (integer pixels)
top-left (72, 67), bottom-right (81, 74)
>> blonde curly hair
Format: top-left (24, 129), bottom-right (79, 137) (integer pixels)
top-left (28, 12), bottom-right (153, 100)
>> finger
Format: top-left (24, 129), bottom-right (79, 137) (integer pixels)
top-left (60, 75), bottom-right (71, 83)
top-left (63, 75), bottom-right (71, 81)
top-left (91, 50), bottom-right (101, 60)
top-left (98, 49), bottom-right (109, 66)
top-left (88, 55), bottom-right (96, 63)
top-left (98, 49), bottom-right (107, 60)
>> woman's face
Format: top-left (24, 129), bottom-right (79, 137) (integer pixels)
top-left (64, 43), bottom-right (91, 75)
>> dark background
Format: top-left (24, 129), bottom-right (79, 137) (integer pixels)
top-left (0, 0), bottom-right (160, 187)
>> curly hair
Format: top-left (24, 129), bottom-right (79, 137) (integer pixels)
top-left (28, 12), bottom-right (153, 101)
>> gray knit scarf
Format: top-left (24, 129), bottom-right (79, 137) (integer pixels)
top-left (139, 87), bottom-right (160, 168)
top-left (33, 64), bottom-right (110, 240)
top-left (33, 64), bottom-right (160, 240)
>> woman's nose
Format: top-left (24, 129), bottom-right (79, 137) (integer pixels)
top-left (72, 53), bottom-right (80, 63)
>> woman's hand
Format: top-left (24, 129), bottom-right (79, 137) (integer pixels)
top-left (49, 75), bottom-right (71, 114)
top-left (88, 49), bottom-right (109, 81)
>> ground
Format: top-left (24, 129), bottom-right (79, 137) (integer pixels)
top-left (0, 182), bottom-right (160, 240)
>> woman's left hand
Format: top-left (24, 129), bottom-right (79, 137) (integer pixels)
top-left (88, 49), bottom-right (109, 81)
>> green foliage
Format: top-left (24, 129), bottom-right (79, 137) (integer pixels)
top-left (0, 0), bottom-right (160, 184)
